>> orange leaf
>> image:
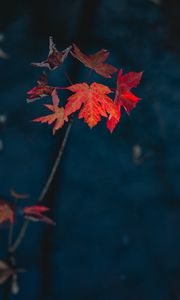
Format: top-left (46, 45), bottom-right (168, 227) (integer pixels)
top-left (51, 89), bottom-right (60, 106)
top-left (33, 104), bottom-right (68, 134)
top-left (71, 44), bottom-right (117, 78)
top-left (65, 82), bottom-right (119, 128)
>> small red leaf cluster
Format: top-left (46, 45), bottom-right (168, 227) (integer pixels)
top-left (0, 191), bottom-right (54, 226)
top-left (27, 37), bottom-right (143, 133)
top-left (23, 205), bottom-right (55, 225)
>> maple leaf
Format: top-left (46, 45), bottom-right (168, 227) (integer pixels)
top-left (31, 36), bottom-right (71, 70)
top-left (0, 201), bottom-right (14, 224)
top-left (115, 69), bottom-right (143, 114)
top-left (26, 73), bottom-right (56, 103)
top-left (33, 104), bottom-right (68, 134)
top-left (65, 82), bottom-right (119, 128)
top-left (71, 44), bottom-right (118, 78)
top-left (51, 89), bottom-right (60, 106)
top-left (106, 110), bottom-right (121, 133)
top-left (107, 69), bottom-right (143, 133)
top-left (23, 205), bottom-right (55, 225)
top-left (23, 205), bottom-right (49, 214)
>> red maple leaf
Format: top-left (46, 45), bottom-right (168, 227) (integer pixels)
top-left (26, 73), bottom-right (56, 103)
top-left (70, 44), bottom-right (118, 78)
top-left (31, 36), bottom-right (71, 70)
top-left (0, 201), bottom-right (14, 224)
top-left (23, 205), bottom-right (49, 214)
top-left (115, 69), bottom-right (143, 114)
top-left (23, 205), bottom-right (55, 225)
top-left (65, 82), bottom-right (119, 128)
top-left (33, 104), bottom-right (68, 134)
top-left (107, 69), bottom-right (143, 133)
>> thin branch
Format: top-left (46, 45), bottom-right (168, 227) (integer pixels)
top-left (60, 64), bottom-right (73, 86)
top-left (9, 118), bottom-right (73, 253)
top-left (9, 220), bottom-right (29, 253)
top-left (8, 223), bottom-right (14, 249)
top-left (62, 70), bottom-right (73, 85)
top-left (8, 199), bottom-right (17, 250)
top-left (38, 117), bottom-right (73, 202)
top-left (87, 69), bottom-right (93, 82)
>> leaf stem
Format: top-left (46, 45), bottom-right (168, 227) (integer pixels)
top-left (38, 117), bottom-right (73, 202)
top-left (87, 69), bottom-right (93, 82)
top-left (63, 70), bottom-right (73, 85)
top-left (62, 67), bottom-right (73, 85)
top-left (8, 199), bottom-right (17, 251)
top-left (8, 223), bottom-right (14, 249)
top-left (9, 220), bottom-right (29, 253)
top-left (9, 118), bottom-right (73, 253)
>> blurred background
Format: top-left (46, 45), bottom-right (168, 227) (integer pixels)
top-left (0, 0), bottom-right (180, 299)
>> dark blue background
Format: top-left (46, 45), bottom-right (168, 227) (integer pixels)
top-left (0, 0), bottom-right (180, 299)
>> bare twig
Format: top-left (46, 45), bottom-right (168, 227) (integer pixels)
top-left (38, 117), bottom-right (73, 202)
top-left (9, 118), bottom-right (73, 253)
top-left (8, 223), bottom-right (14, 249)
top-left (8, 199), bottom-right (18, 251)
